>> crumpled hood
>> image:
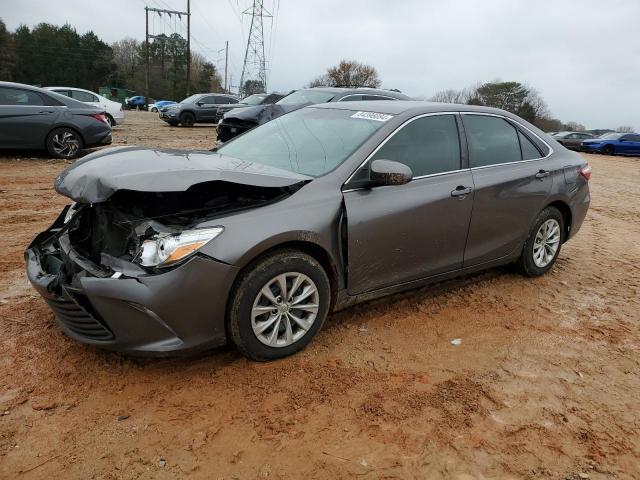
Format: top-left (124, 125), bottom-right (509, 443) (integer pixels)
top-left (55, 146), bottom-right (312, 203)
top-left (224, 102), bottom-right (310, 124)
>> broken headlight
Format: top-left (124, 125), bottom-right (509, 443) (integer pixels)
top-left (139, 227), bottom-right (224, 267)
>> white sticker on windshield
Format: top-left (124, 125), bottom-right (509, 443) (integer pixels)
top-left (351, 111), bottom-right (393, 122)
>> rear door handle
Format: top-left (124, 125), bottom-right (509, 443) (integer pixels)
top-left (451, 186), bottom-right (473, 198)
top-left (535, 169), bottom-right (551, 179)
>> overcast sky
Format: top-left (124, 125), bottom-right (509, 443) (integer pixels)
top-left (3, 0), bottom-right (639, 130)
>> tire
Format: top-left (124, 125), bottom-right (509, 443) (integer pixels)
top-left (151, 107), bottom-right (158, 113)
top-left (517, 206), bottom-right (564, 277)
top-left (602, 144), bottom-right (615, 156)
top-left (105, 114), bottom-right (115, 127)
top-left (46, 127), bottom-right (83, 159)
top-left (228, 249), bottom-right (331, 361)
top-left (180, 111), bottom-right (195, 127)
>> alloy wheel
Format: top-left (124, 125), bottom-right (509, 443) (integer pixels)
top-left (51, 131), bottom-right (80, 158)
top-left (251, 272), bottom-right (320, 347)
top-left (532, 219), bottom-right (561, 267)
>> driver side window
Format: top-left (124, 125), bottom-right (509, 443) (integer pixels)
top-left (370, 114), bottom-right (461, 177)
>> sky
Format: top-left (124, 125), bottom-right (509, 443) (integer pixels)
top-left (2, 0), bottom-right (639, 130)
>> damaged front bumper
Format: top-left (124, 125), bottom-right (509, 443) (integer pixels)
top-left (25, 207), bottom-right (239, 355)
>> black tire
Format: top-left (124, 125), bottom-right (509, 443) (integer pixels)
top-left (46, 127), bottom-right (83, 159)
top-left (602, 144), bottom-right (615, 156)
top-left (180, 111), bottom-right (195, 127)
top-left (151, 107), bottom-right (158, 113)
top-left (517, 206), bottom-right (564, 277)
top-left (105, 114), bottom-right (115, 127)
top-left (228, 249), bottom-right (331, 361)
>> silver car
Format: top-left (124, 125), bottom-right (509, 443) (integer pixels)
top-left (26, 101), bottom-right (590, 360)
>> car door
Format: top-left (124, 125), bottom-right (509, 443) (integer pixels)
top-left (0, 86), bottom-right (58, 148)
top-left (619, 134), bottom-right (640, 154)
top-left (343, 113), bottom-right (474, 294)
top-left (629, 134), bottom-right (640, 154)
top-left (195, 96), bottom-right (218, 122)
top-left (461, 114), bottom-right (554, 267)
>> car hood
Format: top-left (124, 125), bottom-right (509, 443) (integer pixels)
top-left (223, 102), bottom-right (308, 124)
top-left (55, 146), bottom-right (312, 203)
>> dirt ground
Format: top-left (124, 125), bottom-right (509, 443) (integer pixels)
top-left (1, 111), bottom-right (639, 479)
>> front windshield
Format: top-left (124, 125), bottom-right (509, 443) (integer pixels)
top-left (276, 90), bottom-right (336, 106)
top-left (242, 94), bottom-right (267, 105)
top-left (217, 108), bottom-right (390, 176)
top-left (599, 132), bottom-right (622, 140)
top-left (180, 94), bottom-right (200, 104)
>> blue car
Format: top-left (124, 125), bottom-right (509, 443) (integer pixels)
top-left (148, 100), bottom-right (176, 112)
top-left (125, 95), bottom-right (155, 109)
top-left (581, 132), bottom-right (640, 156)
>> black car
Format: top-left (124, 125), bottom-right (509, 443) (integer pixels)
top-left (552, 131), bottom-right (595, 151)
top-left (214, 93), bottom-right (285, 123)
top-left (0, 81), bottom-right (112, 159)
top-left (159, 93), bottom-right (240, 127)
top-left (216, 87), bottom-right (411, 143)
top-left (25, 101), bottom-right (590, 360)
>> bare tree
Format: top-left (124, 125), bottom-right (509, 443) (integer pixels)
top-left (565, 121), bottom-right (586, 132)
top-left (429, 89), bottom-right (469, 104)
top-left (615, 125), bottom-right (635, 133)
top-left (111, 37), bottom-right (140, 80)
top-left (308, 60), bottom-right (381, 88)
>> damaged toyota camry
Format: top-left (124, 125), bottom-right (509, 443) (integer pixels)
top-left (26, 101), bottom-right (591, 361)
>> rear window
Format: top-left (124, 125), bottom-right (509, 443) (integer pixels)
top-left (277, 90), bottom-right (336, 105)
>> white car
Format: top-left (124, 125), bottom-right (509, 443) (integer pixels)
top-left (45, 87), bottom-right (125, 127)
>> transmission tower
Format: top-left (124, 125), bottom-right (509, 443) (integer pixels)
top-left (239, 0), bottom-right (272, 95)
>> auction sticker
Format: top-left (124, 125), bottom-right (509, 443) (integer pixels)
top-left (351, 111), bottom-right (394, 122)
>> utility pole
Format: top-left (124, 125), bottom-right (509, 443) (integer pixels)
top-left (186, 0), bottom-right (191, 95)
top-left (144, 4), bottom-right (191, 101)
top-left (239, 0), bottom-right (271, 96)
top-left (224, 41), bottom-right (229, 94)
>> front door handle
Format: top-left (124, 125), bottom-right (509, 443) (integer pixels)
top-left (451, 186), bottom-right (473, 198)
top-left (535, 169), bottom-right (551, 179)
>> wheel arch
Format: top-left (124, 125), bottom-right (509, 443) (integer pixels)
top-left (544, 200), bottom-right (572, 243)
top-left (44, 125), bottom-right (85, 150)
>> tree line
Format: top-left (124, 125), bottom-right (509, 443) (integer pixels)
top-left (0, 19), bottom-right (223, 101)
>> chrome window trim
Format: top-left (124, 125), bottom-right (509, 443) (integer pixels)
top-left (343, 111), bottom-right (462, 187)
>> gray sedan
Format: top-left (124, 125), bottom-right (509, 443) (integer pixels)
top-left (26, 101), bottom-right (590, 360)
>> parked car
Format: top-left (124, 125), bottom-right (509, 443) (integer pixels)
top-left (552, 131), bottom-right (595, 151)
top-left (159, 93), bottom-right (240, 126)
top-left (25, 101), bottom-right (590, 360)
top-left (45, 87), bottom-right (125, 127)
top-left (148, 100), bottom-right (176, 112)
top-left (125, 96), bottom-right (154, 109)
top-left (216, 87), bottom-right (410, 143)
top-left (0, 81), bottom-right (112, 159)
top-left (214, 93), bottom-right (285, 122)
top-left (581, 132), bottom-right (640, 156)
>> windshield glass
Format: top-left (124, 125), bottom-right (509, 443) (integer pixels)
top-left (599, 132), bottom-right (622, 140)
top-left (180, 94), bottom-right (200, 104)
top-left (217, 108), bottom-right (389, 176)
top-left (241, 94), bottom-right (267, 105)
top-left (276, 90), bottom-right (336, 106)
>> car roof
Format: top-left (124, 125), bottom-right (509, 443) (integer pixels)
top-left (311, 100), bottom-right (519, 117)
top-left (0, 81), bottom-right (48, 92)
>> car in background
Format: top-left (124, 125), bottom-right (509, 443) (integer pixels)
top-left (148, 100), bottom-right (176, 112)
top-left (216, 87), bottom-right (411, 143)
top-left (159, 93), bottom-right (240, 127)
top-left (25, 101), bottom-right (590, 360)
top-left (214, 93), bottom-right (285, 123)
top-left (0, 81), bottom-right (111, 159)
top-left (126, 96), bottom-right (155, 109)
top-left (552, 131), bottom-right (595, 151)
top-left (581, 132), bottom-right (640, 156)
top-left (45, 87), bottom-right (125, 127)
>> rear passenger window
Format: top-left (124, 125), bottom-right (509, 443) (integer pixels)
top-left (371, 114), bottom-right (461, 177)
top-left (71, 90), bottom-right (98, 102)
top-left (464, 115), bottom-right (522, 167)
top-left (0, 87), bottom-right (44, 106)
top-left (518, 131), bottom-right (542, 160)
top-left (363, 95), bottom-right (396, 101)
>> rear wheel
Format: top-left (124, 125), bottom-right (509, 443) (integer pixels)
top-left (517, 206), bottom-right (564, 277)
top-left (228, 249), bottom-right (331, 361)
top-left (105, 114), bottom-right (115, 127)
top-left (46, 127), bottom-right (83, 159)
top-left (180, 112), bottom-right (195, 127)
top-left (602, 144), bottom-right (615, 156)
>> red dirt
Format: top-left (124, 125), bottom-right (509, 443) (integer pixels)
top-left (1, 111), bottom-right (639, 479)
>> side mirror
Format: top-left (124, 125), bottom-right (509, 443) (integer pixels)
top-left (196, 101), bottom-right (204, 106)
top-left (369, 159), bottom-right (413, 187)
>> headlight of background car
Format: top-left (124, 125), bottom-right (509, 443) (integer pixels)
top-left (139, 227), bottom-right (224, 267)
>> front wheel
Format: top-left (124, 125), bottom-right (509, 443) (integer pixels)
top-left (180, 112), bottom-right (195, 127)
top-left (46, 127), bottom-right (83, 159)
top-left (228, 249), bottom-right (331, 361)
top-left (517, 206), bottom-right (564, 277)
top-left (151, 107), bottom-right (158, 113)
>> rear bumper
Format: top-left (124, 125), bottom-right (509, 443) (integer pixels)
top-left (25, 209), bottom-right (238, 355)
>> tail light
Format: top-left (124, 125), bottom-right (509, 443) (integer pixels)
top-left (91, 113), bottom-right (109, 125)
top-left (579, 164), bottom-right (592, 181)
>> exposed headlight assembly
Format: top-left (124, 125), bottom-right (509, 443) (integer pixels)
top-left (139, 227), bottom-right (224, 267)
